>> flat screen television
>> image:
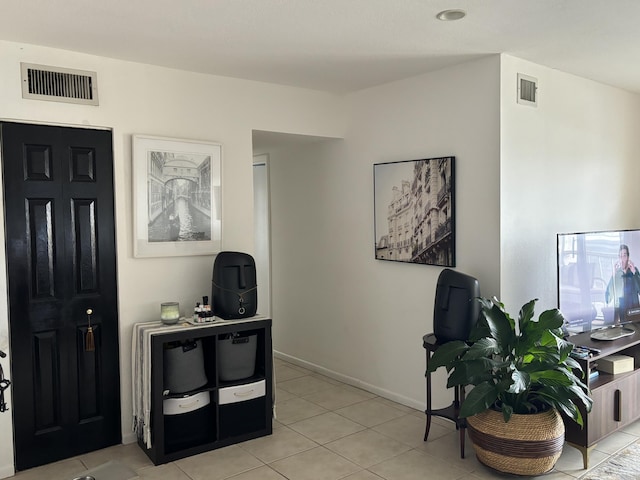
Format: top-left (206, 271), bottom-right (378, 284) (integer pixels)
top-left (557, 229), bottom-right (640, 335)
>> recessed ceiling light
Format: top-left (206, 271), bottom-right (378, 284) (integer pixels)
top-left (436, 9), bottom-right (466, 21)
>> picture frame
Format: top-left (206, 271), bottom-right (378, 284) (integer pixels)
top-left (132, 135), bottom-right (222, 258)
top-left (373, 156), bottom-right (455, 266)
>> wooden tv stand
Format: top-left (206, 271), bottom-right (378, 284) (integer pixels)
top-left (564, 323), bottom-right (640, 468)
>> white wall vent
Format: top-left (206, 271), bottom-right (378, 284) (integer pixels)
top-left (21, 63), bottom-right (99, 106)
top-left (517, 73), bottom-right (537, 107)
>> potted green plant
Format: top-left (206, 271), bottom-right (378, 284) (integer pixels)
top-left (427, 296), bottom-right (593, 475)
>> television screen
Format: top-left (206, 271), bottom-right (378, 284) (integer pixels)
top-left (557, 229), bottom-right (640, 334)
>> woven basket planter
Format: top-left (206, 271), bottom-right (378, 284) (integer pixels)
top-left (466, 408), bottom-right (565, 476)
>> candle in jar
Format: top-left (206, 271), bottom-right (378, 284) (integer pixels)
top-left (160, 302), bottom-right (180, 324)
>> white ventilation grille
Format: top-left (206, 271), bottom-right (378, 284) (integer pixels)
top-left (21, 63), bottom-right (99, 106)
top-left (517, 73), bottom-right (538, 107)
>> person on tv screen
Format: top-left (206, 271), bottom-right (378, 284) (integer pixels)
top-left (606, 244), bottom-right (640, 321)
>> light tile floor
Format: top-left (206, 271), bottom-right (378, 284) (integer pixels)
top-left (7, 358), bottom-right (640, 480)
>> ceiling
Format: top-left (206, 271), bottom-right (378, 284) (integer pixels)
top-left (2, 0), bottom-right (640, 95)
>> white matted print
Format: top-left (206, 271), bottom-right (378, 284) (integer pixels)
top-left (133, 135), bottom-right (222, 257)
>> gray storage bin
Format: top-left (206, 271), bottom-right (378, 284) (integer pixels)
top-left (218, 334), bottom-right (257, 381)
top-left (163, 339), bottom-right (208, 393)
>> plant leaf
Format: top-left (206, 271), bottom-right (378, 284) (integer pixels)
top-left (459, 381), bottom-right (498, 418)
top-left (518, 299), bottom-right (537, 333)
top-left (447, 359), bottom-right (494, 387)
top-left (426, 340), bottom-right (468, 373)
top-left (545, 392), bottom-right (586, 427)
top-left (508, 369), bottom-right (529, 393)
top-left (480, 301), bottom-right (514, 352)
top-left (530, 369), bottom-right (573, 387)
top-left (556, 335), bottom-right (574, 361)
top-left (538, 308), bottom-right (566, 330)
top-left (564, 355), bottom-right (584, 374)
top-left (566, 384), bottom-right (593, 412)
top-left (501, 402), bottom-right (514, 422)
top-left (463, 338), bottom-right (498, 359)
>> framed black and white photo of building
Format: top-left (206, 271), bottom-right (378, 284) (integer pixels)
top-left (133, 135), bottom-right (222, 257)
top-left (373, 156), bottom-right (455, 266)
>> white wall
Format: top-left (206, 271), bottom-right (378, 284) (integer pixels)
top-left (500, 55), bottom-right (640, 314)
top-left (270, 57), bottom-right (502, 410)
top-left (0, 40), bottom-right (345, 477)
top-left (269, 53), bottom-right (640, 418)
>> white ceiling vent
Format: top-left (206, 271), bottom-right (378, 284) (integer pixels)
top-left (517, 73), bottom-right (537, 107)
top-left (21, 63), bottom-right (99, 106)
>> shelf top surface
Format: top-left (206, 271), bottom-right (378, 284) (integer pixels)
top-left (569, 323), bottom-right (640, 360)
top-left (138, 315), bottom-right (271, 340)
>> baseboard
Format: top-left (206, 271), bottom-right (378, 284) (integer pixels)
top-left (0, 464), bottom-right (15, 480)
top-left (122, 432), bottom-right (137, 445)
top-left (273, 350), bottom-right (424, 411)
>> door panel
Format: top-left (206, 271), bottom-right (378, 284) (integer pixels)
top-left (1, 122), bottom-right (120, 471)
top-left (33, 331), bottom-right (61, 431)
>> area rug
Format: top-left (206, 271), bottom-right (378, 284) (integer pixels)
top-left (580, 440), bottom-right (640, 480)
